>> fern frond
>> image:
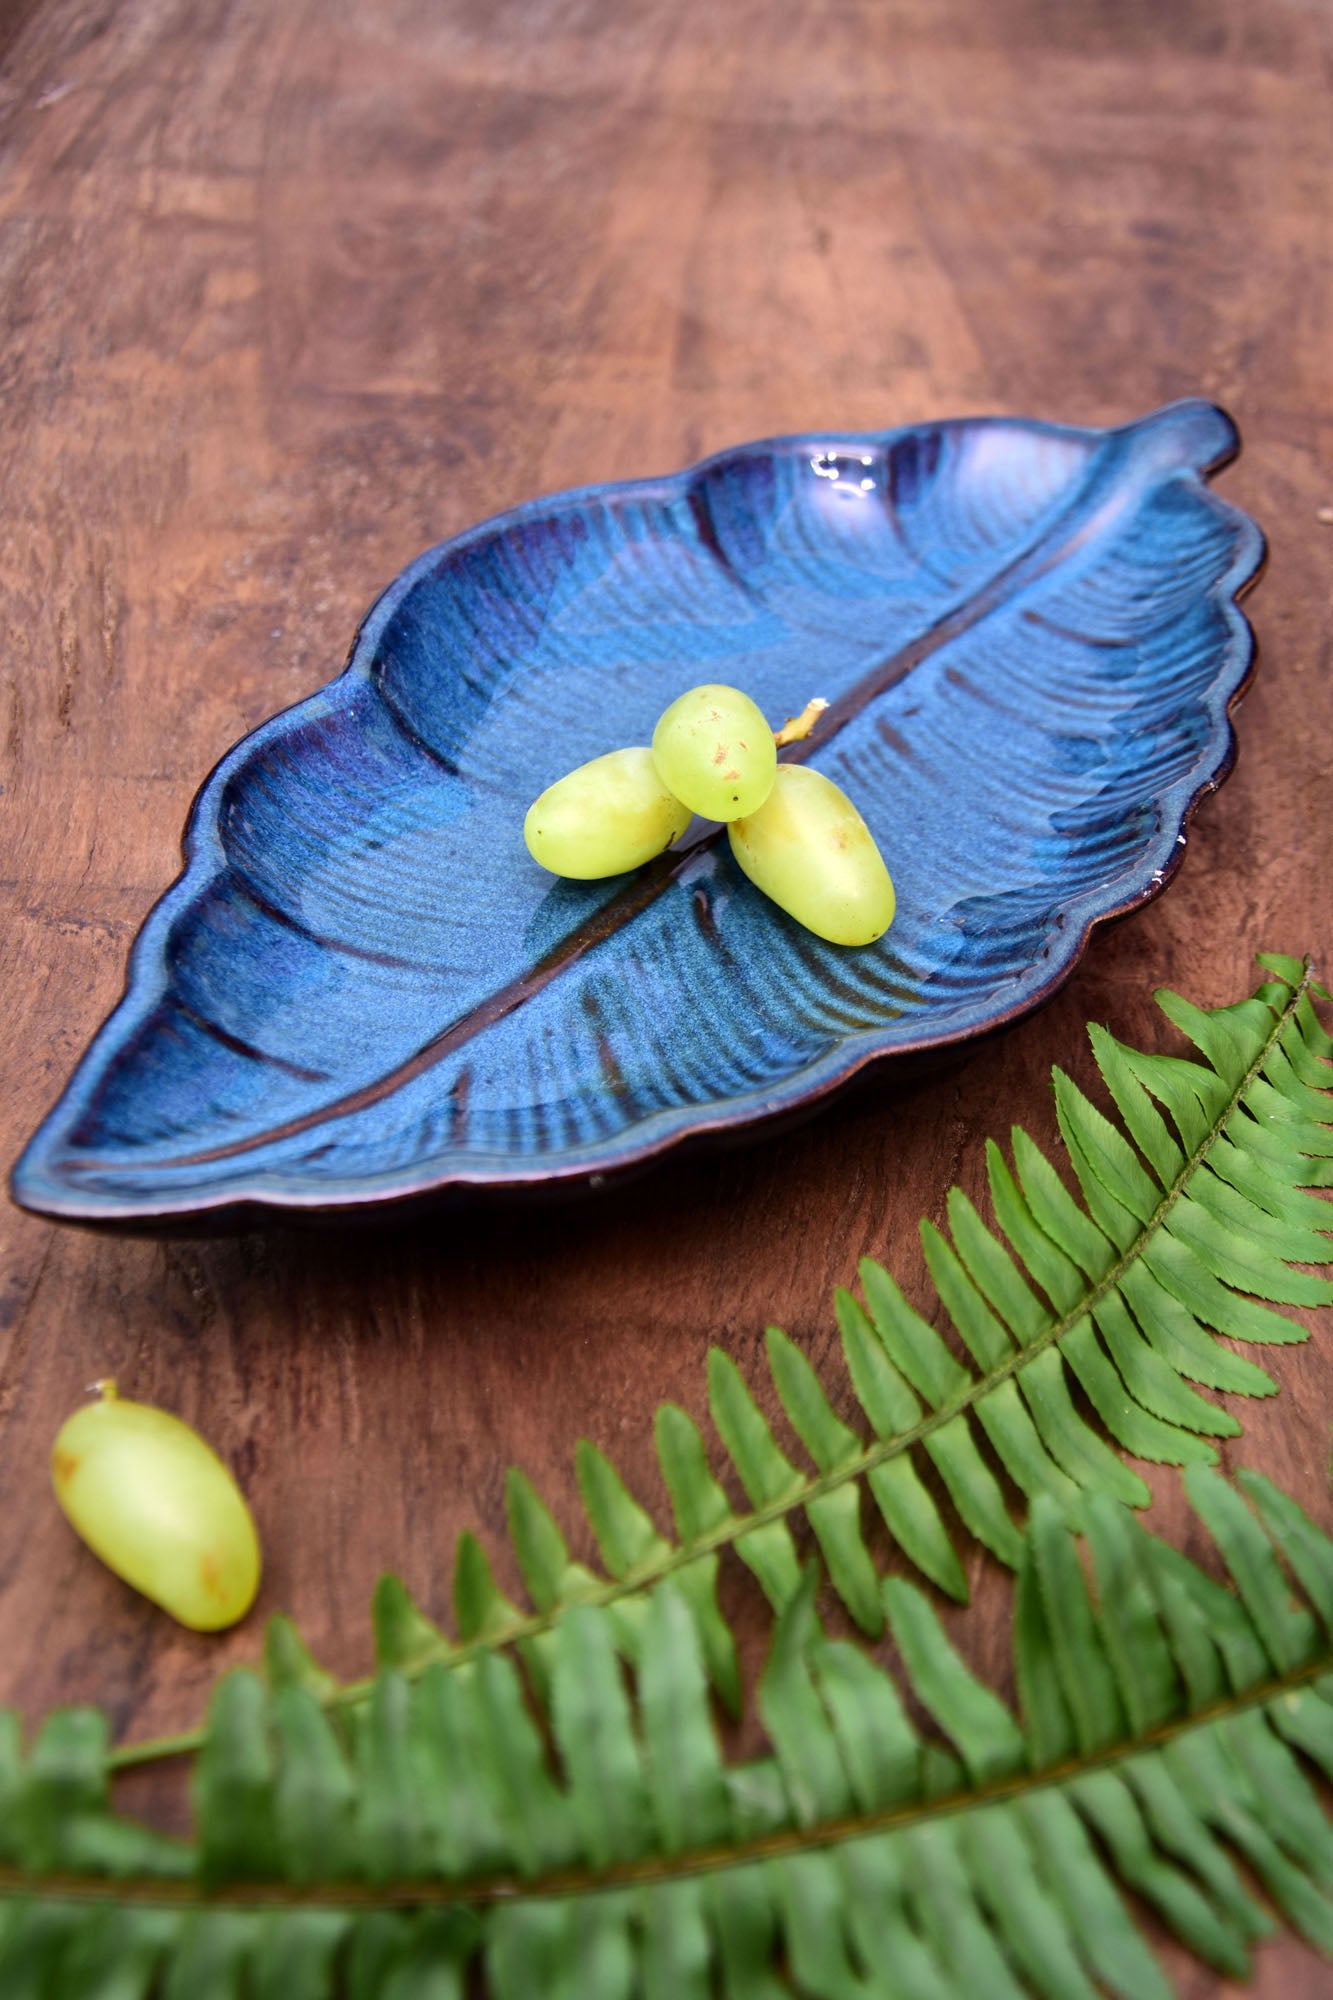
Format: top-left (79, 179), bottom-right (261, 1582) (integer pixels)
top-left (6, 1466), bottom-right (1333, 1996)
top-left (99, 953), bottom-right (1332, 1774)
top-left (476, 951), bottom-right (1333, 1660)
top-left (419, 953), bottom-right (1333, 1649)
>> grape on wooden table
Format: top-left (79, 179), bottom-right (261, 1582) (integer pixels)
top-left (51, 1384), bottom-right (261, 1632)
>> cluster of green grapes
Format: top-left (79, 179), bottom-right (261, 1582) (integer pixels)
top-left (523, 683), bottom-right (895, 948)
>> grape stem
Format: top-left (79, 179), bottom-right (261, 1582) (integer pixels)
top-left (772, 697), bottom-right (828, 748)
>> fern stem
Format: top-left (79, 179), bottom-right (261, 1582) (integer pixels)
top-left (34, 1644), bottom-right (1333, 1912)
top-left (106, 959), bottom-right (1317, 1776)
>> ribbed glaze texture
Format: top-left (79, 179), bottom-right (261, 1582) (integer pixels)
top-left (13, 401), bottom-right (1263, 1224)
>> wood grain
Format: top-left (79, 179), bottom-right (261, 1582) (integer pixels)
top-left (1, 0), bottom-right (1331, 1989)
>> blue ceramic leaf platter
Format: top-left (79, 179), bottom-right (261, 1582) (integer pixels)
top-left (13, 399), bottom-right (1263, 1226)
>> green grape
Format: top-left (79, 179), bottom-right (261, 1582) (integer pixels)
top-left (650, 683), bottom-right (777, 821)
top-left (524, 746), bottom-right (692, 879)
top-left (52, 1381), bottom-right (261, 1632)
top-left (728, 765), bottom-right (896, 946)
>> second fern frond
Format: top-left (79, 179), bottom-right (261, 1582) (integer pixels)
top-left (5, 1465), bottom-right (1333, 1999)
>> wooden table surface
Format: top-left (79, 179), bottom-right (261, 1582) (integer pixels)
top-left (2, 0), bottom-right (1331, 1991)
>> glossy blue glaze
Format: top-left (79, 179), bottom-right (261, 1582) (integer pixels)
top-left (13, 400), bottom-right (1262, 1226)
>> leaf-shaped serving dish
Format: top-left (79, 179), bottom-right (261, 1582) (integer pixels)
top-left (14, 400), bottom-right (1262, 1227)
